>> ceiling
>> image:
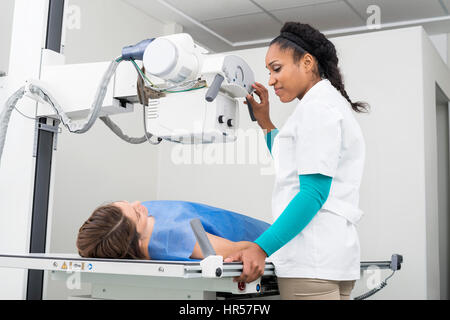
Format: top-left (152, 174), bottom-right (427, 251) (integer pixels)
top-left (123, 0), bottom-right (450, 52)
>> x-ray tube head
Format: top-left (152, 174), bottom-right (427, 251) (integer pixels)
top-left (143, 33), bottom-right (200, 83)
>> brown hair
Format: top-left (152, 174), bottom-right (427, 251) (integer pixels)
top-left (76, 203), bottom-right (147, 259)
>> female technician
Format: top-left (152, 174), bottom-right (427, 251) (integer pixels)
top-left (224, 22), bottom-right (369, 300)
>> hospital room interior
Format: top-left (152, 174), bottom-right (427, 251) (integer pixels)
top-left (0, 0), bottom-right (449, 301)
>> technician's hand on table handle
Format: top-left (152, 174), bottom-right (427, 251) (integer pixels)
top-left (224, 242), bottom-right (267, 283)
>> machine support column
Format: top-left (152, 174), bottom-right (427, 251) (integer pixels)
top-left (26, 0), bottom-right (65, 300)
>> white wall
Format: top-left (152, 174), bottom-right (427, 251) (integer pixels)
top-left (62, 0), bottom-right (165, 64)
top-left (421, 29), bottom-right (450, 300)
top-left (429, 34), bottom-right (448, 64)
top-left (0, 0), bottom-right (14, 74)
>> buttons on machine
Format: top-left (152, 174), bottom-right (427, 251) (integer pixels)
top-left (218, 115), bottom-right (234, 128)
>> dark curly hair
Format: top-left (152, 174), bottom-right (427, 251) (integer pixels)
top-left (271, 22), bottom-right (369, 113)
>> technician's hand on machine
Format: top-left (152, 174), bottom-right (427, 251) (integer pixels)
top-left (245, 82), bottom-right (276, 132)
top-left (224, 242), bottom-right (267, 283)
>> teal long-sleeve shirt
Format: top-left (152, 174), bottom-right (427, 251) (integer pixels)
top-left (256, 129), bottom-right (332, 257)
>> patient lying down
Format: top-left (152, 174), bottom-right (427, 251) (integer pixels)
top-left (76, 200), bottom-right (270, 261)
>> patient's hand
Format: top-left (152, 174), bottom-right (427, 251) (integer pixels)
top-left (190, 233), bottom-right (252, 259)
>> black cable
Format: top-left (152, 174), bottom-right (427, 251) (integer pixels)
top-left (353, 270), bottom-right (395, 300)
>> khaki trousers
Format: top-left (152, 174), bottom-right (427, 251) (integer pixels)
top-left (277, 278), bottom-right (356, 300)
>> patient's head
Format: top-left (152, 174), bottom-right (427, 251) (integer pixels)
top-left (76, 202), bottom-right (147, 259)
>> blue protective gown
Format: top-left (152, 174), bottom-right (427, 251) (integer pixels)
top-left (141, 200), bottom-right (271, 261)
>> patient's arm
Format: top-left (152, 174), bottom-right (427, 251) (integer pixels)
top-left (190, 232), bottom-right (252, 259)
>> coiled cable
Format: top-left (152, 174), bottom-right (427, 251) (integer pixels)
top-left (353, 270), bottom-right (395, 300)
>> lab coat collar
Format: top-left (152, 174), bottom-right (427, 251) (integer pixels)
top-left (298, 78), bottom-right (331, 105)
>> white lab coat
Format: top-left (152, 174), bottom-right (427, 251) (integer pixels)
top-left (268, 79), bottom-right (365, 280)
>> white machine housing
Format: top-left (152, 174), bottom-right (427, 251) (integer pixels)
top-left (146, 88), bottom-right (239, 144)
top-left (143, 33), bottom-right (201, 84)
top-left (143, 33), bottom-right (254, 144)
top-left (36, 33), bottom-right (255, 144)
